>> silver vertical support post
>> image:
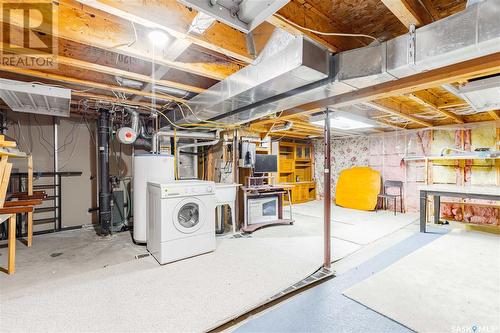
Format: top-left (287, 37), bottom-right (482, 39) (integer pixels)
top-left (323, 108), bottom-right (332, 269)
top-left (53, 116), bottom-right (59, 230)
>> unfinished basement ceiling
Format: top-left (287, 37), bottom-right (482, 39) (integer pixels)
top-left (0, 0), bottom-right (496, 139)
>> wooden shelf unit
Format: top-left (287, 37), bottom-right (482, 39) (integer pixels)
top-left (278, 142), bottom-right (316, 204)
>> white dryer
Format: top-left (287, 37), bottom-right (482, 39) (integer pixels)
top-left (147, 180), bottom-right (216, 264)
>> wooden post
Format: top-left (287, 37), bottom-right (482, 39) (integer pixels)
top-left (27, 154), bottom-right (33, 246)
top-left (27, 155), bottom-right (33, 196)
top-left (323, 108), bottom-right (332, 270)
top-left (8, 214), bottom-right (16, 274)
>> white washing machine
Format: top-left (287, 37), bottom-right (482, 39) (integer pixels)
top-left (147, 180), bottom-right (216, 264)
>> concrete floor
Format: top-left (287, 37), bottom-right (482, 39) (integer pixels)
top-left (0, 201), bottom-right (420, 332)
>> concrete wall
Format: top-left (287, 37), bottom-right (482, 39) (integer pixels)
top-left (5, 111), bottom-right (132, 231)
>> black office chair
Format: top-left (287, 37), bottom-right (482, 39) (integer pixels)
top-left (377, 180), bottom-right (403, 215)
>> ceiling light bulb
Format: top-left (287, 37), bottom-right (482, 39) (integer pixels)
top-left (148, 30), bottom-right (170, 45)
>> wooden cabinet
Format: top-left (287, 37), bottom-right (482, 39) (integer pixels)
top-left (295, 144), bottom-right (311, 160)
top-left (278, 142), bottom-right (316, 204)
top-left (279, 159), bottom-right (294, 173)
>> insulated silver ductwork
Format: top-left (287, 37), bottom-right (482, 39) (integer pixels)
top-left (185, 0), bottom-right (500, 124)
top-left (184, 29), bottom-right (330, 124)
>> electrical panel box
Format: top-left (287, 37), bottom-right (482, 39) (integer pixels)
top-left (239, 142), bottom-right (256, 168)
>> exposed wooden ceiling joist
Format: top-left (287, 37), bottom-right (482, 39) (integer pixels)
top-left (407, 92), bottom-right (464, 124)
top-left (364, 101), bottom-right (433, 127)
top-left (270, 0), bottom-right (366, 52)
top-left (1, 0), bottom-right (239, 80)
top-left (381, 0), bottom-right (434, 27)
top-left (0, 66), bottom-right (185, 103)
top-left (375, 119), bottom-right (409, 129)
top-left (72, 0), bottom-right (257, 64)
top-left (1, 43), bottom-right (204, 94)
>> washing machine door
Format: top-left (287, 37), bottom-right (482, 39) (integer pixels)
top-left (173, 197), bottom-right (206, 234)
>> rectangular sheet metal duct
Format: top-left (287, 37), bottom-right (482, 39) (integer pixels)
top-left (186, 33), bottom-right (330, 124)
top-left (457, 75), bottom-right (500, 112)
top-left (0, 79), bottom-right (71, 117)
top-left (185, 0), bottom-right (500, 124)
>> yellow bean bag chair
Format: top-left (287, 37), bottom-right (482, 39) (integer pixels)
top-left (335, 167), bottom-right (381, 211)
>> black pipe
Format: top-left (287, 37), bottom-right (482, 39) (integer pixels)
top-left (0, 111), bottom-right (5, 134)
top-left (98, 109), bottom-right (111, 235)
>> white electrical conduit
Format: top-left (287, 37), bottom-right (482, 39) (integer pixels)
top-left (274, 14), bottom-right (379, 44)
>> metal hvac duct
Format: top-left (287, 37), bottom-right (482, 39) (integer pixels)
top-left (184, 29), bottom-right (330, 124)
top-left (187, 0), bottom-right (500, 124)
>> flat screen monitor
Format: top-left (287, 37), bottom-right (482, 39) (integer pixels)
top-left (254, 154), bottom-right (278, 173)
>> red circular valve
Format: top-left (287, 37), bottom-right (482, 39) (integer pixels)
top-left (125, 132), bottom-right (132, 138)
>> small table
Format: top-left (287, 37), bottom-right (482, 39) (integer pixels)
top-left (241, 184), bottom-right (294, 233)
top-left (419, 184), bottom-right (500, 233)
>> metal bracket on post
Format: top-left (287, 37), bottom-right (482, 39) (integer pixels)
top-left (408, 24), bottom-right (416, 69)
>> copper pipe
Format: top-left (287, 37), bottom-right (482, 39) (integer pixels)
top-left (323, 108), bottom-right (331, 269)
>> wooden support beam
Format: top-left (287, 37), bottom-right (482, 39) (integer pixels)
top-left (73, 0), bottom-right (255, 63)
top-left (0, 66), bottom-right (185, 103)
top-left (488, 110), bottom-right (500, 120)
top-left (365, 101), bottom-right (433, 127)
top-left (0, 43), bottom-right (204, 94)
top-left (0, 1), bottom-right (239, 80)
top-left (408, 92), bottom-right (465, 123)
top-left (381, 0), bottom-right (433, 27)
top-left (279, 52), bottom-right (500, 118)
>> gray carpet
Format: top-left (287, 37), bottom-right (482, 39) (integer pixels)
top-left (236, 227), bottom-right (448, 333)
top-left (345, 229), bottom-right (500, 333)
